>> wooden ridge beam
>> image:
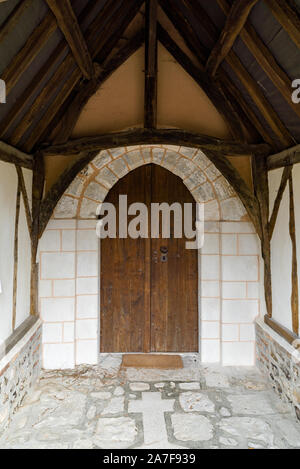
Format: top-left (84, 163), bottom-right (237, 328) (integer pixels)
top-left (0, 141), bottom-right (33, 169)
top-left (265, 0), bottom-right (300, 50)
top-left (41, 128), bottom-right (271, 157)
top-left (45, 0), bottom-right (94, 79)
top-left (144, 0), bottom-right (158, 129)
top-left (218, 0), bottom-right (300, 121)
top-left (206, 0), bottom-right (258, 77)
top-left (268, 144), bottom-right (300, 170)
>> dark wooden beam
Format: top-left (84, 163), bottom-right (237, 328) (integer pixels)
top-left (15, 165), bottom-right (33, 236)
top-left (41, 128), bottom-right (271, 157)
top-left (0, 0), bottom-right (97, 140)
top-left (38, 152), bottom-right (98, 237)
top-left (144, 0), bottom-right (158, 129)
top-left (268, 144), bottom-right (300, 170)
top-left (264, 315), bottom-right (299, 345)
top-left (50, 29), bottom-right (145, 145)
top-left (205, 150), bottom-right (261, 237)
top-left (157, 24), bottom-right (245, 141)
top-left (0, 141), bottom-right (33, 169)
top-left (269, 166), bottom-right (293, 239)
top-left (163, 0), bottom-right (295, 149)
top-left (1, 12), bottom-right (57, 95)
top-left (30, 153), bottom-right (45, 315)
top-left (206, 0), bottom-right (258, 77)
top-left (23, 0), bottom-right (144, 152)
top-left (45, 0), bottom-right (94, 79)
top-left (252, 155), bottom-right (272, 318)
top-left (12, 183), bottom-right (21, 331)
top-left (218, 0), bottom-right (300, 121)
top-left (0, 0), bottom-right (32, 44)
top-left (289, 171), bottom-right (299, 336)
top-left (265, 0), bottom-right (300, 50)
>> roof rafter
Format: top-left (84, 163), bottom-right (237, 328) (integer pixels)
top-left (157, 23), bottom-right (245, 141)
top-left (161, 0), bottom-right (294, 149)
top-left (51, 29), bottom-right (145, 145)
top-left (265, 0), bottom-right (300, 50)
top-left (217, 0), bottom-right (300, 121)
top-left (144, 0), bottom-right (158, 129)
top-left (206, 0), bottom-right (258, 77)
top-left (45, 0), bottom-right (94, 79)
top-left (0, 0), bottom-right (32, 44)
top-left (1, 12), bottom-right (57, 96)
top-left (23, 0), bottom-right (145, 152)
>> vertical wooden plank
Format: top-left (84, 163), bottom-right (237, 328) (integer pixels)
top-left (252, 155), bottom-right (272, 318)
top-left (144, 0), bottom-right (158, 129)
top-left (289, 171), bottom-right (299, 335)
top-left (30, 153), bottom-right (45, 315)
top-left (12, 183), bottom-right (21, 331)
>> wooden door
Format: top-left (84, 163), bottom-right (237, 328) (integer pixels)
top-left (100, 164), bottom-right (198, 353)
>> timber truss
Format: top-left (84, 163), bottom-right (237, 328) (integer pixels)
top-left (0, 0), bottom-right (300, 340)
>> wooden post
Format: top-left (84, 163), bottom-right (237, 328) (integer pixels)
top-left (30, 153), bottom-right (45, 315)
top-left (12, 183), bottom-right (21, 331)
top-left (289, 170), bottom-right (299, 335)
top-left (252, 154), bottom-right (272, 318)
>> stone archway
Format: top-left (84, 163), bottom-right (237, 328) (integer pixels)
top-left (53, 145), bottom-right (247, 222)
top-left (39, 145), bottom-right (260, 370)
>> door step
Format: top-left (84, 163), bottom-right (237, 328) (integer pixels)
top-left (121, 354), bottom-right (183, 369)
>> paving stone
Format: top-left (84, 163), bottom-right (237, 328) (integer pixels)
top-left (102, 397), bottom-right (124, 415)
top-left (154, 383), bottom-right (165, 389)
top-left (114, 387), bottom-right (125, 396)
top-left (94, 417), bottom-right (137, 449)
top-left (130, 383), bottom-right (150, 392)
top-left (172, 414), bottom-right (213, 442)
top-left (91, 392), bottom-right (112, 400)
top-left (218, 417), bottom-right (274, 447)
top-left (179, 382), bottom-right (200, 390)
top-left (219, 437), bottom-right (238, 447)
top-left (227, 393), bottom-right (276, 415)
top-left (179, 392), bottom-right (215, 413)
top-left (219, 407), bottom-right (231, 417)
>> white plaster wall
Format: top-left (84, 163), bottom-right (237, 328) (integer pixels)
top-left (0, 162), bottom-right (17, 344)
top-left (0, 163), bottom-right (32, 345)
top-left (40, 220), bottom-right (259, 369)
top-left (16, 169), bottom-right (32, 328)
top-left (293, 164), bottom-right (300, 328)
top-left (269, 168), bottom-right (293, 331)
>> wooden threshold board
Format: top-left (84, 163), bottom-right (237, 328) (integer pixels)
top-left (121, 354), bottom-right (183, 369)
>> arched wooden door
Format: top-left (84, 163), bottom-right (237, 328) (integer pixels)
top-left (100, 164), bottom-right (198, 353)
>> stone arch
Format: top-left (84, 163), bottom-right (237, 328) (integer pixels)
top-left (53, 145), bottom-right (248, 222)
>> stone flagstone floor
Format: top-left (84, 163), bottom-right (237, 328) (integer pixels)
top-left (0, 355), bottom-right (300, 449)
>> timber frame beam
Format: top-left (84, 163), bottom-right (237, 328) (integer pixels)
top-left (268, 144), bottom-right (300, 170)
top-left (206, 0), bottom-right (258, 77)
top-left (144, 0), bottom-right (158, 128)
top-left (45, 0), bottom-right (94, 79)
top-left (41, 128), bottom-right (271, 157)
top-left (0, 141), bottom-right (33, 169)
